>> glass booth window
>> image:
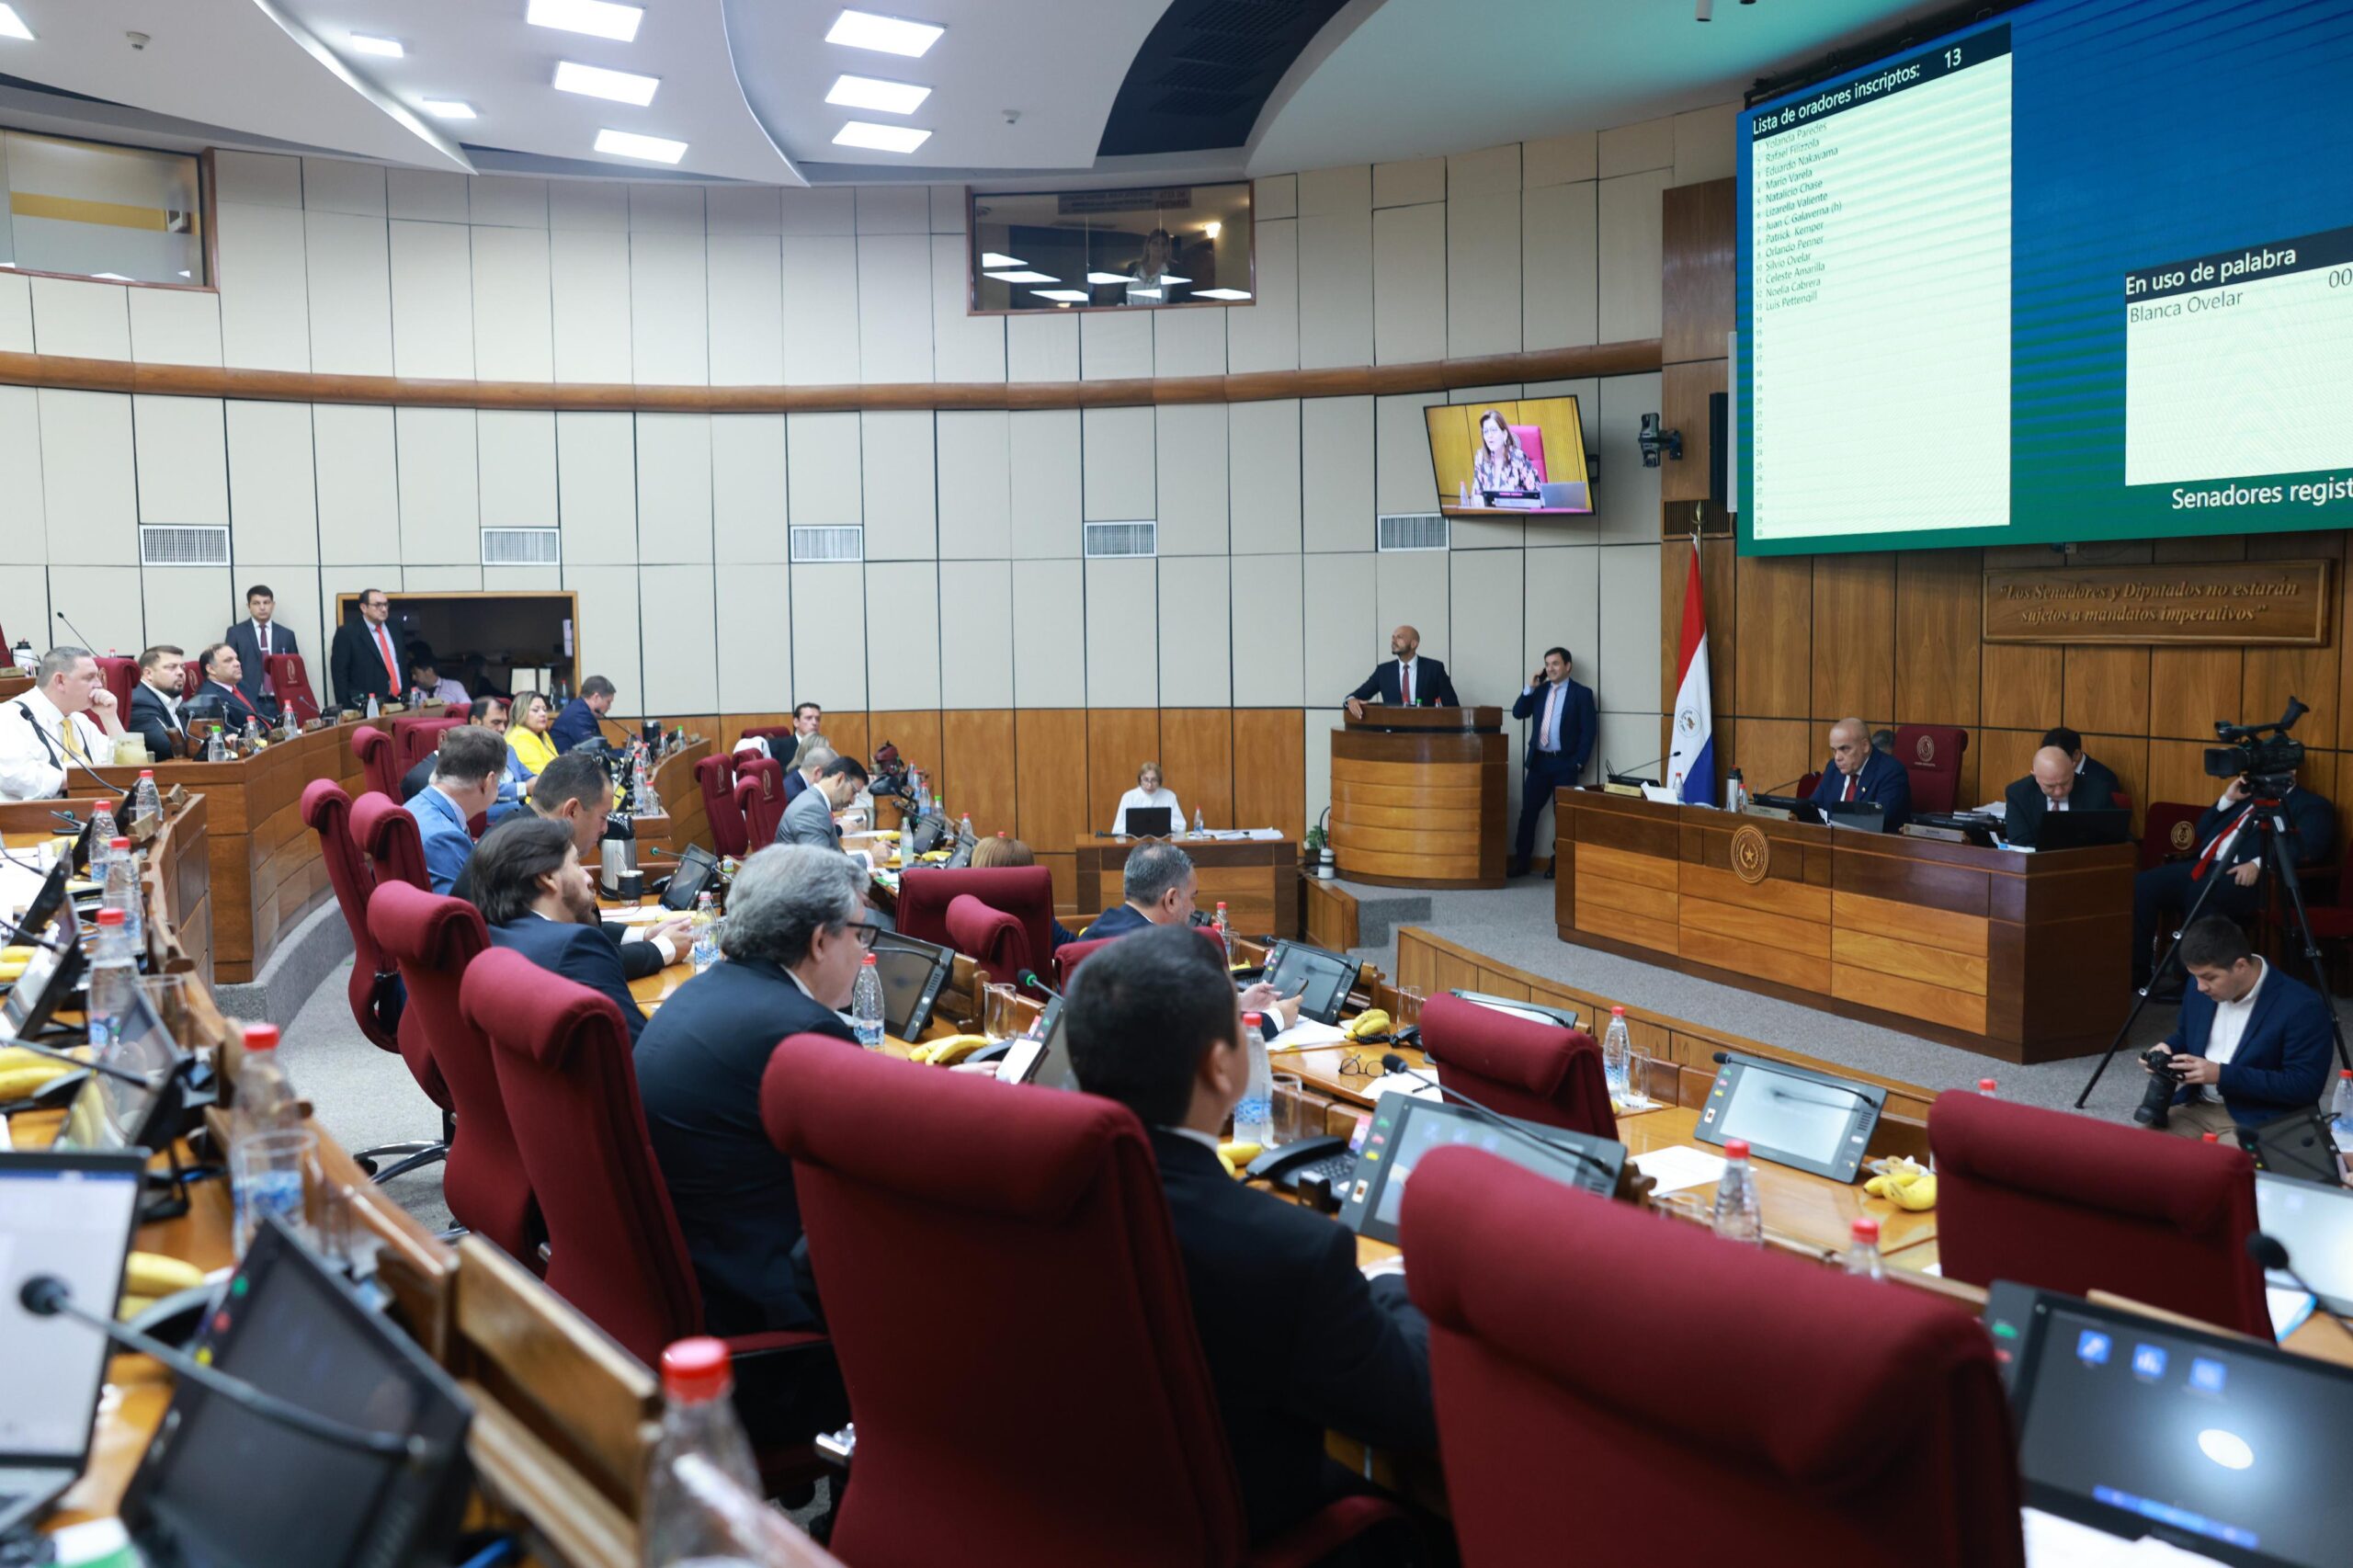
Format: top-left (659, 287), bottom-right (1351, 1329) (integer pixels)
top-left (0, 131), bottom-right (206, 287)
top-left (970, 182), bottom-right (1251, 313)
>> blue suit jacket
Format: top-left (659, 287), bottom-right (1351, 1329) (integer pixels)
top-left (1347, 658), bottom-right (1458, 709)
top-left (1511, 678), bottom-right (1595, 776)
top-left (1808, 750), bottom-right (1913, 831)
top-left (489, 915), bottom-right (649, 1043)
top-left (2166, 962), bottom-right (2336, 1127)
top-left (548, 697), bottom-right (602, 754)
top-left (404, 785), bottom-right (475, 896)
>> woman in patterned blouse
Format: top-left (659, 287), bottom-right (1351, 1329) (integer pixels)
top-left (1471, 409), bottom-right (1542, 494)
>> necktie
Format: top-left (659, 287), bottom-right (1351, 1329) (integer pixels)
top-left (1400, 663), bottom-right (1413, 706)
top-left (374, 624), bottom-right (399, 690)
top-left (1843, 772), bottom-right (1857, 803)
top-left (1539, 685), bottom-right (1556, 751)
top-left (60, 717), bottom-right (84, 761)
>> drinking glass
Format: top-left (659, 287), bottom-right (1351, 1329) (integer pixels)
top-left (983, 983), bottom-right (1019, 1040)
top-left (1270, 1072), bottom-right (1305, 1146)
top-left (232, 1128), bottom-right (319, 1257)
top-left (1622, 1042), bottom-right (1654, 1109)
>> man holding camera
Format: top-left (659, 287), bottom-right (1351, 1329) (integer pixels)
top-left (2130, 767), bottom-right (2334, 997)
top-left (2139, 918), bottom-right (2334, 1138)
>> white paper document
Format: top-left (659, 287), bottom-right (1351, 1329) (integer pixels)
top-left (2022, 1507), bottom-right (2228, 1566)
top-left (1366, 1072), bottom-right (1441, 1104)
top-left (1267, 1019), bottom-right (1350, 1051)
top-left (1631, 1145), bottom-right (1728, 1195)
top-left (2268, 1285), bottom-right (2316, 1339)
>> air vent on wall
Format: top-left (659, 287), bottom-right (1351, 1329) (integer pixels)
top-left (790, 526), bottom-right (864, 562)
top-left (138, 525), bottom-right (229, 566)
top-left (1377, 514), bottom-right (1449, 551)
top-left (481, 528), bottom-right (561, 566)
top-left (1084, 521), bottom-right (1157, 558)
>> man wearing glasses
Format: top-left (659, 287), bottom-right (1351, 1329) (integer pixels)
top-left (330, 587), bottom-right (403, 710)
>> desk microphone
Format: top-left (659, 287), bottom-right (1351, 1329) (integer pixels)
top-left (1605, 755), bottom-right (1665, 787)
top-left (2247, 1233), bottom-right (2353, 1346)
top-left (18, 705), bottom-right (123, 798)
top-left (53, 608), bottom-right (108, 656)
top-left (1376, 1051), bottom-right (1620, 1187)
top-left (1019, 970), bottom-right (1062, 1000)
top-left (17, 1273), bottom-right (428, 1461)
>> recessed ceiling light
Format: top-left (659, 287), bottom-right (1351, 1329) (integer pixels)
top-left (92, 272), bottom-right (131, 281)
top-left (348, 33), bottom-right (404, 57)
top-left (421, 98), bottom-right (477, 119)
top-left (1086, 271), bottom-right (1133, 286)
top-left (1193, 288), bottom-right (1251, 300)
top-left (979, 252), bottom-right (1024, 269)
top-left (1156, 274), bottom-right (1189, 285)
top-left (0, 6), bottom-right (33, 42)
top-left (555, 60), bottom-right (659, 105)
top-left (1203, 222), bottom-right (1222, 239)
top-left (1031, 290), bottom-right (1089, 302)
top-left (1130, 288), bottom-right (1165, 301)
top-left (177, 269), bottom-right (192, 278)
top-left (825, 9), bottom-right (944, 58)
top-left (985, 270), bottom-right (1057, 284)
top-left (528, 0), bottom-right (643, 42)
top-left (825, 74), bottom-right (930, 114)
top-left (833, 119), bottom-right (930, 153)
top-left (595, 128), bottom-right (688, 164)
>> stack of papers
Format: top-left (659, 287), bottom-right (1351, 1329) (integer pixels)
top-left (1266, 1018), bottom-right (1349, 1051)
top-left (2021, 1508), bottom-right (2228, 1565)
top-left (1631, 1145), bottom-right (1727, 1195)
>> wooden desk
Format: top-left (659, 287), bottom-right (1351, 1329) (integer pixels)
top-left (1074, 835), bottom-right (1300, 938)
top-left (1555, 790), bottom-right (2134, 1063)
top-left (632, 737), bottom-right (712, 857)
top-left (2, 795), bottom-right (210, 981)
top-left (1329, 707), bottom-right (1506, 889)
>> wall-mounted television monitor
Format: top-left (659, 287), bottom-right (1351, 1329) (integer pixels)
top-left (1427, 398), bottom-right (1591, 517)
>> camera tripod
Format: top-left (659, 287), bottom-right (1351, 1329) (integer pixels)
top-left (2075, 789), bottom-right (2353, 1108)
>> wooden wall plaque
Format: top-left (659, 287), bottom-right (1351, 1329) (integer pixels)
top-left (1982, 560), bottom-right (2333, 646)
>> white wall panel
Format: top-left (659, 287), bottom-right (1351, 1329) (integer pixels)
top-left (212, 152), bottom-right (301, 208)
top-left (139, 566), bottom-right (234, 658)
top-left (39, 390), bottom-right (135, 566)
top-left (930, 234), bottom-right (1005, 382)
top-left (929, 184), bottom-right (966, 233)
top-left (1224, 218), bottom-right (1296, 374)
top-left (1599, 117), bottom-right (1676, 178)
top-left (1447, 549), bottom-right (1526, 726)
top-left (1595, 371), bottom-right (1662, 545)
top-left (1156, 556), bottom-right (1229, 707)
top-left (389, 220), bottom-right (475, 379)
top-left (1301, 395), bottom-right (1374, 553)
top-left (780, 236), bottom-right (859, 384)
top-left (1297, 165), bottom-right (1370, 216)
top-left (1374, 392), bottom-right (1445, 516)
top-left (214, 203), bottom-right (311, 371)
top-left (1256, 175), bottom-right (1298, 221)
top-left (1675, 104), bottom-right (1740, 184)
top-left (1228, 400), bottom-right (1301, 555)
top-left (629, 183), bottom-right (703, 234)
top-left (634, 413), bottom-right (713, 563)
top-left (0, 389), bottom-right (45, 572)
top-left (131, 395), bottom-right (227, 526)
top-left (45, 566), bottom-right (142, 656)
top-left (402, 565), bottom-right (483, 590)
top-left (1084, 557), bottom-right (1157, 708)
top-left (638, 565), bottom-right (720, 711)
top-left (1007, 410), bottom-right (1080, 558)
top-left (555, 412), bottom-right (638, 563)
top-left (1010, 559), bottom-right (1084, 707)
top-left (789, 562), bottom-right (867, 709)
top-left (1448, 144), bottom-right (1519, 196)
top-left (784, 411), bottom-right (861, 525)
top-left (1080, 406), bottom-right (1154, 522)
top-left (1006, 312), bottom-right (1077, 382)
top-left (1153, 307), bottom-right (1225, 380)
top-left (129, 290), bottom-right (222, 367)
top-left (1154, 403), bottom-right (1227, 555)
top-left (1079, 310), bottom-right (1152, 381)
top-left (1597, 169), bottom-right (1668, 345)
top-left (935, 410), bottom-right (1009, 559)
top-left (864, 561), bottom-right (942, 709)
top-left (1524, 131), bottom-right (1598, 188)
top-left (1231, 552), bottom-right (1304, 706)
top-left (707, 234), bottom-right (784, 386)
top-left (549, 228), bottom-right (633, 383)
top-left (312, 404), bottom-right (398, 566)
top-left (715, 562), bottom-right (790, 710)
top-left (394, 407), bottom-right (479, 563)
top-left (1373, 157), bottom-right (1445, 209)
top-left (1376, 550), bottom-right (1451, 665)
top-left (630, 232), bottom-right (709, 385)
top-left (1296, 210), bottom-right (1372, 369)
top-left (858, 410), bottom-right (936, 560)
top-left (1446, 189), bottom-right (1521, 358)
top-left (30, 277), bottom-right (130, 359)
top-left (0, 272), bottom-right (28, 353)
top-left (475, 409), bottom-right (555, 528)
top-left (389, 168), bottom-right (469, 223)
top-left (550, 180), bottom-right (627, 231)
top-left (1595, 543), bottom-right (1659, 716)
top-left (779, 187), bottom-right (856, 237)
top-left (470, 176), bottom-right (548, 229)
top-left (1523, 182), bottom-right (1599, 351)
top-left (856, 186), bottom-right (928, 235)
top-left (471, 225), bottom-right (554, 381)
top-left (1371, 202), bottom-right (1446, 365)
top-left (568, 564), bottom-right (643, 708)
top-left (1301, 551), bottom-right (1379, 705)
top-left (303, 211), bottom-right (393, 375)
top-left (483, 566), bottom-right (563, 591)
top-left (711, 415), bottom-right (788, 564)
top-left (938, 558), bottom-right (1012, 709)
top-left (707, 186), bottom-right (782, 235)
top-left (856, 233), bottom-right (932, 383)
top-left (302, 158), bottom-right (383, 217)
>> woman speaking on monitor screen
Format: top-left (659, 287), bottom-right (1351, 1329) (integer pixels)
top-left (1472, 409), bottom-right (1542, 494)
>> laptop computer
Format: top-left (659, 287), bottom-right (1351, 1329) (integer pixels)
top-left (2029, 808), bottom-right (2132, 852)
top-left (0, 1148), bottom-right (150, 1536)
top-left (4, 896), bottom-right (84, 1040)
top-left (1120, 806), bottom-right (1173, 838)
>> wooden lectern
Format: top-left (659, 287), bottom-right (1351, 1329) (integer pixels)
top-left (1330, 707), bottom-right (1506, 888)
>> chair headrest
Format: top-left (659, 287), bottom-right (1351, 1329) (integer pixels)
top-left (945, 892), bottom-right (1021, 947)
top-left (1930, 1089), bottom-right (2256, 1235)
top-left (1419, 991), bottom-right (1583, 1098)
top-left (299, 777), bottom-right (351, 832)
top-left (463, 946), bottom-right (631, 1069)
top-left (365, 877), bottom-right (487, 968)
top-left (763, 1035), bottom-right (1143, 1223)
top-left (903, 866), bottom-right (1055, 908)
top-left (348, 790), bottom-right (415, 848)
top-left (351, 724), bottom-right (389, 756)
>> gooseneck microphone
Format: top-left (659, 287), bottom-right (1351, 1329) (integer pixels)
top-left (0, 1031), bottom-right (168, 1090)
top-left (1019, 970), bottom-right (1062, 1000)
top-left (1377, 1051), bottom-right (1620, 1185)
top-left (2247, 1233), bottom-right (2353, 1345)
top-left (19, 705), bottom-right (123, 798)
top-left (53, 608), bottom-right (106, 656)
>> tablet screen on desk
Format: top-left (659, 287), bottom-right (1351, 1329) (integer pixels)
top-left (55, 988), bottom-right (180, 1154)
top-left (868, 930), bottom-right (954, 1041)
top-left (1261, 940), bottom-right (1357, 1026)
top-left (1338, 1097), bottom-right (1623, 1245)
top-left (1693, 1052), bottom-right (1883, 1183)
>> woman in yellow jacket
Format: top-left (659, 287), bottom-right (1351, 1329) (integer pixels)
top-left (507, 690), bottom-right (561, 778)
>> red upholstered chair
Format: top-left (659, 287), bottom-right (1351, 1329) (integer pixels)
top-left (264, 652), bottom-right (320, 724)
top-left (392, 714), bottom-right (464, 775)
top-left (697, 755), bottom-right (747, 858)
top-left (1797, 770), bottom-right (1824, 798)
top-left (349, 790), bottom-right (429, 892)
top-left (1421, 992), bottom-right (1616, 1140)
top-left (758, 1035), bottom-right (1404, 1567)
top-left (1928, 1089), bottom-right (2271, 1336)
top-left (1894, 725), bottom-right (1969, 814)
top-left (94, 655), bottom-right (138, 719)
top-left (2141, 801), bottom-right (2207, 871)
top-left (366, 881), bottom-right (533, 1259)
top-left (1055, 926), bottom-right (1227, 992)
top-left (1510, 423), bottom-right (1548, 482)
top-left (351, 724), bottom-right (402, 800)
top-left (1402, 1148), bottom-right (2022, 1568)
top-left (740, 723), bottom-right (799, 750)
top-left (899, 867), bottom-right (1056, 981)
top-left (178, 663), bottom-right (204, 702)
top-left (944, 893), bottom-right (1028, 984)
top-left (735, 775), bottom-right (783, 846)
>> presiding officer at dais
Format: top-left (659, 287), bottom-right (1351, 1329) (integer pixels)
top-left (1807, 716), bottom-right (1911, 830)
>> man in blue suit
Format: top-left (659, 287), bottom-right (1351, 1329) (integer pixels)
top-left (1508, 646), bottom-right (1595, 878)
top-left (1807, 716), bottom-right (1911, 830)
top-left (1344, 625), bottom-right (1458, 719)
top-left (2145, 917), bottom-right (2336, 1137)
top-left (548, 675), bottom-right (615, 753)
top-left (471, 813), bottom-right (651, 1042)
top-left (402, 725), bottom-right (507, 894)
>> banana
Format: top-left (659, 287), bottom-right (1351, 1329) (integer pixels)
top-left (912, 1034), bottom-right (991, 1066)
top-left (125, 1251), bottom-right (205, 1298)
top-left (1216, 1141), bottom-right (1262, 1177)
top-left (1343, 1009), bottom-right (1391, 1041)
top-left (1888, 1174), bottom-right (1938, 1212)
top-left (0, 960), bottom-right (28, 983)
top-left (0, 1061), bottom-right (76, 1100)
top-left (117, 1294), bottom-right (155, 1322)
top-left (2, 945), bottom-right (31, 960)
top-left (1862, 1158), bottom-right (1927, 1200)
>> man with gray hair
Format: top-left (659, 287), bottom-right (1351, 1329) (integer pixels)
top-left (0, 646), bottom-right (126, 801)
top-left (781, 743), bottom-right (836, 807)
top-left (1086, 839), bottom-right (1199, 938)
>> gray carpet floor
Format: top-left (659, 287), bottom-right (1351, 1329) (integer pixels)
top-left (281, 961), bottom-right (456, 1233)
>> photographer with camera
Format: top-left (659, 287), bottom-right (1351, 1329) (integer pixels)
top-left (2136, 918), bottom-right (2334, 1138)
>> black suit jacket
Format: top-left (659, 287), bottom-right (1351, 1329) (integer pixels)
top-left (631, 960), bottom-right (857, 1335)
top-left (2196, 789), bottom-right (2336, 872)
top-left (222, 619), bottom-right (296, 707)
top-left (2002, 773), bottom-right (2120, 847)
top-left (1807, 749), bottom-right (1913, 831)
top-left (488, 915), bottom-right (649, 1043)
top-left (2078, 755), bottom-right (2124, 809)
top-left (1347, 657), bottom-right (1458, 709)
top-left (1148, 1131), bottom-right (1434, 1542)
top-left (126, 684), bottom-right (186, 761)
top-left (194, 679), bottom-right (269, 730)
top-left (330, 619), bottom-right (400, 709)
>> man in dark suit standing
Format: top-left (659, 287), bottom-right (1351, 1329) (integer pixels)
top-left (126, 645), bottom-right (189, 761)
top-left (191, 643), bottom-right (274, 729)
top-left (470, 814), bottom-right (652, 1041)
top-left (222, 584), bottom-right (296, 711)
top-left (2132, 769), bottom-right (2336, 994)
top-left (2143, 918), bottom-right (2335, 1136)
top-left (1509, 646), bottom-right (1595, 878)
top-left (2042, 725), bottom-right (2123, 812)
top-left (1344, 625), bottom-right (1458, 719)
top-left (1807, 716), bottom-right (1912, 830)
top-left (330, 587), bottom-right (402, 711)
top-left (2003, 744), bottom-right (2120, 847)
top-left (1064, 926), bottom-right (1434, 1548)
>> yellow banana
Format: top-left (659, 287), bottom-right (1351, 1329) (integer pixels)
top-left (1889, 1174), bottom-right (1938, 1212)
top-left (125, 1251), bottom-right (205, 1298)
top-left (2, 945), bottom-right (31, 961)
top-left (0, 1061), bottom-right (75, 1100)
top-left (1217, 1141), bottom-right (1262, 1177)
top-left (914, 1034), bottom-right (991, 1066)
top-left (1343, 1009), bottom-right (1392, 1040)
top-left (117, 1294), bottom-right (156, 1322)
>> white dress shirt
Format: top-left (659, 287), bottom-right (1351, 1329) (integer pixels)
top-left (1113, 786), bottom-right (1185, 835)
top-left (2199, 960), bottom-right (2266, 1103)
top-left (0, 687), bottom-right (109, 801)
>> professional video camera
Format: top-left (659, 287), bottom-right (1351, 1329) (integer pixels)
top-left (2132, 1045), bottom-right (2182, 1129)
top-left (2205, 697), bottom-right (2307, 792)
top-left (866, 741), bottom-right (921, 807)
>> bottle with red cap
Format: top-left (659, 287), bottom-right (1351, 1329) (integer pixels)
top-left (101, 835), bottom-right (142, 950)
top-left (230, 1024), bottom-right (303, 1256)
top-left (1603, 1006), bottom-right (1632, 1098)
top-left (1711, 1138), bottom-right (1763, 1244)
top-left (1233, 1012), bottom-right (1274, 1146)
top-left (851, 952), bottom-right (885, 1051)
top-left (1977, 1078), bottom-right (1998, 1097)
top-left (85, 907), bottom-right (139, 1048)
top-left (1842, 1216), bottom-right (1885, 1279)
top-left (2329, 1068), bottom-right (2353, 1153)
top-left (131, 768), bottom-right (162, 829)
top-left (640, 1337), bottom-right (763, 1567)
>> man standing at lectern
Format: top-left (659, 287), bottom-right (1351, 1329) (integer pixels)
top-left (1509, 647), bottom-right (1593, 879)
top-left (1344, 626), bottom-right (1458, 720)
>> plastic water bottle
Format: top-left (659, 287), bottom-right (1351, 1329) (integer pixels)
top-left (243, 715), bottom-right (263, 748)
top-left (88, 795), bottom-right (119, 858)
top-left (364, 693), bottom-right (380, 719)
top-left (1711, 1138), bottom-right (1763, 1245)
top-left (639, 1338), bottom-right (762, 1568)
top-left (688, 892), bottom-right (722, 973)
top-left (231, 1025), bottom-right (304, 1255)
top-left (132, 769), bottom-right (160, 826)
top-left (85, 908), bottom-right (139, 1048)
top-left (1193, 806), bottom-right (1208, 837)
top-left (959, 812), bottom-right (974, 844)
top-left (1842, 1216), bottom-right (1886, 1280)
top-left (1233, 1012), bottom-right (1275, 1145)
top-left (2329, 1069), bottom-right (2353, 1153)
top-left (1211, 902), bottom-right (1231, 959)
top-left (1725, 767), bottom-right (1748, 814)
top-left (852, 953), bottom-right (886, 1051)
top-left (102, 836), bottom-right (142, 952)
top-left (1602, 1006), bottom-right (1631, 1098)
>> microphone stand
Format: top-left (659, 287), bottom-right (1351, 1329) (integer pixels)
top-left (1376, 1051), bottom-right (1622, 1189)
